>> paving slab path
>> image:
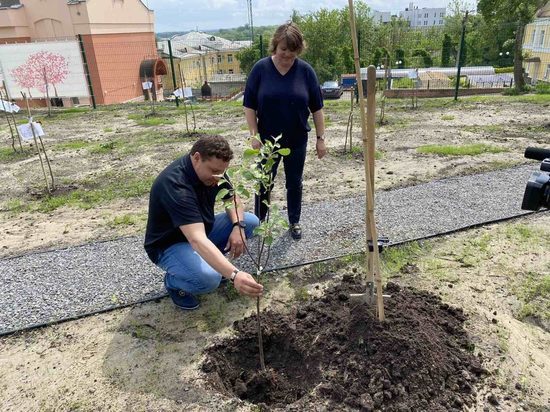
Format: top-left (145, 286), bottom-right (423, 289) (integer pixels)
top-left (0, 164), bottom-right (541, 335)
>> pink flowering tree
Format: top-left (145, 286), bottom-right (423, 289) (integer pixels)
top-left (11, 50), bottom-right (69, 98)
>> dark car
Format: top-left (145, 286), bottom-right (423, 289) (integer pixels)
top-left (321, 81), bottom-right (343, 99)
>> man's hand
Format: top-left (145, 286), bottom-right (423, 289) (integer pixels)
top-left (225, 227), bottom-right (245, 258)
top-left (316, 139), bottom-right (327, 159)
top-left (251, 138), bottom-right (262, 150)
top-left (233, 271), bottom-right (263, 297)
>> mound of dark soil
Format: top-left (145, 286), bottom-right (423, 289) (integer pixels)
top-left (202, 276), bottom-right (486, 411)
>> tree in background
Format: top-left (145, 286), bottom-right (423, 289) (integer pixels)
top-left (412, 49), bottom-right (433, 68)
top-left (441, 34), bottom-right (452, 67)
top-left (395, 48), bottom-right (405, 68)
top-left (478, 0), bottom-right (546, 91)
top-left (237, 38), bottom-right (268, 76)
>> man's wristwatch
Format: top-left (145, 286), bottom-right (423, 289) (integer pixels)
top-left (230, 268), bottom-right (240, 283)
top-left (316, 135), bottom-right (325, 141)
top-left (232, 220), bottom-right (246, 229)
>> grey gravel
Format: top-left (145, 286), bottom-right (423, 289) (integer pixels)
top-left (0, 164), bottom-right (538, 334)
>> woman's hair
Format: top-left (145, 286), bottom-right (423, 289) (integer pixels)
top-left (190, 135), bottom-right (233, 162)
top-left (269, 22), bottom-right (306, 55)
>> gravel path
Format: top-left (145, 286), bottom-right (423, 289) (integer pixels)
top-left (0, 164), bottom-right (538, 335)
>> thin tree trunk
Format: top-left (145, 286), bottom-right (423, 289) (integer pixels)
top-left (514, 23), bottom-right (525, 91)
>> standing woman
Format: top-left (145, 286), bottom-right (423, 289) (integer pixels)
top-left (243, 22), bottom-right (327, 240)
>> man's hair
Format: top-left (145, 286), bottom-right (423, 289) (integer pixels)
top-left (269, 22), bottom-right (305, 55)
top-left (190, 135), bottom-right (233, 162)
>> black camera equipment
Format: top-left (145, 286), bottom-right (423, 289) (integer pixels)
top-left (521, 147), bottom-right (550, 211)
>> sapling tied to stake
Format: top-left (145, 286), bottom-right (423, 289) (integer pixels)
top-left (216, 135), bottom-right (290, 371)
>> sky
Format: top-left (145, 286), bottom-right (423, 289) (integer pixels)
top-left (144, 0), bottom-right (473, 33)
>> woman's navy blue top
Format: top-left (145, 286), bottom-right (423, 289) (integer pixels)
top-left (243, 57), bottom-right (323, 148)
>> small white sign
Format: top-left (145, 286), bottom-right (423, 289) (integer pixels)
top-left (17, 122), bottom-right (45, 141)
top-left (0, 99), bottom-right (20, 113)
top-left (173, 88), bottom-right (184, 98)
top-left (142, 81), bottom-right (153, 90)
top-left (408, 70), bottom-right (418, 79)
top-left (183, 87), bottom-right (193, 97)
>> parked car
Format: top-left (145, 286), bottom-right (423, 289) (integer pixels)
top-left (321, 81), bottom-right (343, 99)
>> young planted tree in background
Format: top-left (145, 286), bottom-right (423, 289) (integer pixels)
top-left (217, 136), bottom-right (290, 371)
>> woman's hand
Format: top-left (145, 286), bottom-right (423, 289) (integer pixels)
top-left (316, 139), bottom-right (327, 159)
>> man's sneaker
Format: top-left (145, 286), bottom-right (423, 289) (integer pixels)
top-left (166, 288), bottom-right (200, 310)
top-left (290, 223), bottom-right (302, 240)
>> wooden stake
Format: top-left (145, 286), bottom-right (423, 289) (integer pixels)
top-left (348, 0), bottom-right (385, 321)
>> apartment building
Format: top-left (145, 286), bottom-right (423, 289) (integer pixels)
top-left (158, 31), bottom-right (250, 88)
top-left (399, 2), bottom-right (446, 28)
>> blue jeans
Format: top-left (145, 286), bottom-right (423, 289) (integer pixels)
top-left (156, 212), bottom-right (259, 295)
top-left (255, 143), bottom-right (307, 224)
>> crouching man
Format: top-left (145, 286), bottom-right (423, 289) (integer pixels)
top-left (144, 135), bottom-right (262, 310)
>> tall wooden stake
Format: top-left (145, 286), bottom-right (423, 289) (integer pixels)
top-left (348, 0), bottom-right (385, 321)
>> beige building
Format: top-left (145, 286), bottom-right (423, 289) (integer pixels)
top-left (0, 0), bottom-right (163, 104)
top-left (523, 1), bottom-right (550, 84)
top-left (158, 32), bottom-right (250, 89)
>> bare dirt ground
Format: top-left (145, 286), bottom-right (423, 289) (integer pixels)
top-left (1, 93), bottom-right (549, 411)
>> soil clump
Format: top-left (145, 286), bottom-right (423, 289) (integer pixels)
top-left (202, 277), bottom-right (487, 411)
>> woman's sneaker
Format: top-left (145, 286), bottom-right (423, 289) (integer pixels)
top-left (290, 223), bottom-right (302, 240)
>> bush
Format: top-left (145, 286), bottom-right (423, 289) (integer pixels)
top-left (535, 81), bottom-right (550, 94)
top-left (495, 67), bottom-right (514, 74)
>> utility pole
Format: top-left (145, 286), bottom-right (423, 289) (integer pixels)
top-left (247, 0), bottom-right (254, 42)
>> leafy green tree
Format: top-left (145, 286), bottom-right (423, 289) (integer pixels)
top-left (395, 48), bottom-right (405, 68)
top-left (236, 38), bottom-right (267, 76)
top-left (478, 0), bottom-right (546, 90)
top-left (412, 49), bottom-right (433, 67)
top-left (441, 34), bottom-right (452, 66)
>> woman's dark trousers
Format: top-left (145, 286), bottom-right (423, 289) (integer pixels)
top-left (254, 143), bottom-right (307, 225)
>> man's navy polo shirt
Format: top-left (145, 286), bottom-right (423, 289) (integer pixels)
top-left (144, 154), bottom-right (225, 264)
top-left (243, 57), bottom-right (323, 148)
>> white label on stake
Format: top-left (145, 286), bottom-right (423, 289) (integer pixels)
top-left (142, 81), bottom-right (153, 90)
top-left (17, 122), bottom-right (45, 141)
top-left (0, 99), bottom-right (20, 113)
top-left (183, 87), bottom-right (193, 97)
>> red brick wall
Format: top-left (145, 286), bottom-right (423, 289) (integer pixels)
top-left (80, 32), bottom-right (158, 105)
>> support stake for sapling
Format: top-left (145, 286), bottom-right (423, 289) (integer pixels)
top-left (347, 0), bottom-right (385, 321)
top-left (0, 82), bottom-right (23, 152)
top-left (21, 91), bottom-right (55, 193)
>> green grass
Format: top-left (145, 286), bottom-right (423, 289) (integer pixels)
top-left (514, 271), bottom-right (550, 321)
top-left (128, 114), bottom-right (177, 126)
top-left (441, 115), bottom-right (455, 121)
top-left (381, 241), bottom-right (425, 279)
top-left (417, 143), bottom-right (507, 156)
top-left (463, 125), bottom-right (505, 134)
top-left (103, 127), bottom-right (114, 133)
top-left (535, 81), bottom-right (550, 95)
top-left (108, 213), bottom-right (146, 228)
top-left (52, 140), bottom-right (90, 151)
top-left (33, 174), bottom-right (154, 213)
top-left (0, 146), bottom-right (34, 162)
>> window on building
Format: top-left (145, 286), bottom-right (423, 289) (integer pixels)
top-left (545, 64), bottom-right (550, 80)
top-left (440, 12), bottom-right (444, 17)
top-left (210, 56), bottom-right (214, 65)
top-left (217, 54), bottom-right (222, 63)
top-left (539, 30), bottom-right (545, 46)
top-left (228, 69), bottom-right (234, 74)
top-left (434, 12), bottom-right (436, 17)
top-left (531, 29), bottom-right (537, 44)
top-left (424, 21), bottom-right (427, 25)
top-left (424, 13), bottom-right (428, 18)
top-left (439, 20), bottom-right (443, 24)
top-left (217, 69), bottom-right (223, 74)
top-left (227, 54), bottom-right (233, 63)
